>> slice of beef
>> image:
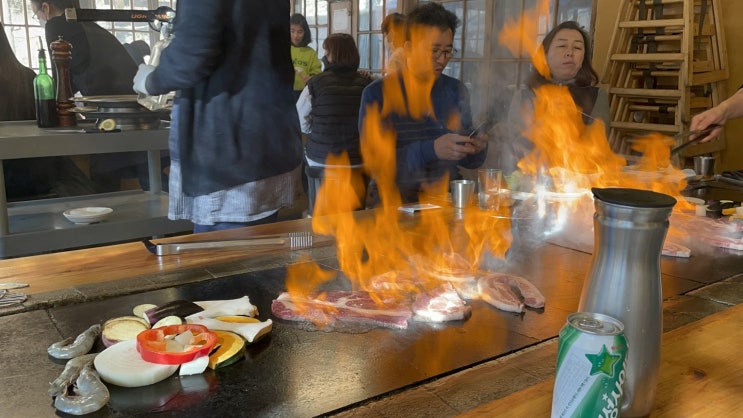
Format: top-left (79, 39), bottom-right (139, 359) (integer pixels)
top-left (700, 235), bottom-right (743, 251)
top-left (480, 273), bottom-right (546, 309)
top-left (662, 241), bottom-right (691, 258)
top-left (412, 283), bottom-right (471, 322)
top-left (477, 277), bottom-right (524, 313)
top-left (271, 291), bottom-right (413, 330)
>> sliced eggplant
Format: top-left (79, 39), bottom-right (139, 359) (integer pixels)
top-left (132, 303), bottom-right (158, 320)
top-left (101, 316), bottom-right (150, 347)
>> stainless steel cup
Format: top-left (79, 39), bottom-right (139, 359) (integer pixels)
top-left (450, 180), bottom-right (475, 208)
top-left (693, 155), bottom-right (715, 179)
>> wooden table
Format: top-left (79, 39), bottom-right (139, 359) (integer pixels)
top-left (0, 218), bottom-right (312, 296)
top-left (458, 302), bottom-right (743, 417)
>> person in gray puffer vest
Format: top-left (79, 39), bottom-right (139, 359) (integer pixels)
top-left (296, 33), bottom-right (372, 214)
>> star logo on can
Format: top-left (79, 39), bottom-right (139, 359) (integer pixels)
top-left (585, 344), bottom-right (621, 377)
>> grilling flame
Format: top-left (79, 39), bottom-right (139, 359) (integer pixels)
top-left (285, 4), bottom-right (695, 327)
top-left (284, 25), bottom-right (513, 327)
top-left (499, 0), bottom-right (688, 203)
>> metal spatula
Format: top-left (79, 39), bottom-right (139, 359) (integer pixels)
top-left (143, 231), bottom-right (314, 256)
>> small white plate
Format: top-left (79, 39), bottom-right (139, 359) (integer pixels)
top-left (63, 207), bottom-right (113, 224)
top-left (683, 197), bottom-right (705, 206)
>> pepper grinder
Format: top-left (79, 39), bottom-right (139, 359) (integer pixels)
top-left (50, 36), bottom-right (77, 127)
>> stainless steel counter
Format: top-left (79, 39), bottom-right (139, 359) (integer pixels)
top-left (0, 120), bottom-right (191, 257)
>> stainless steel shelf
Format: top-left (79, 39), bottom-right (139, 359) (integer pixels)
top-left (0, 121), bottom-right (192, 257)
top-left (0, 121), bottom-right (171, 158)
top-left (2, 191), bottom-right (192, 258)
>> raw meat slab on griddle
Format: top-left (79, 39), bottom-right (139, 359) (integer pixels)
top-left (478, 278), bottom-right (524, 313)
top-left (478, 273), bottom-right (546, 313)
top-left (662, 241), bottom-right (691, 258)
top-left (271, 291), bottom-right (413, 330)
top-left (412, 283), bottom-right (472, 322)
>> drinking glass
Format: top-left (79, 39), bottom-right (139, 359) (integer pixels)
top-left (478, 168), bottom-right (502, 210)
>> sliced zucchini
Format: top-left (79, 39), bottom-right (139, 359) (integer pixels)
top-left (152, 315), bottom-right (184, 328)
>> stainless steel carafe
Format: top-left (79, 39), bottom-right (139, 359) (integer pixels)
top-left (578, 187), bottom-right (676, 417)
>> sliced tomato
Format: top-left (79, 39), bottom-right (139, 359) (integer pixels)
top-left (136, 324), bottom-right (218, 365)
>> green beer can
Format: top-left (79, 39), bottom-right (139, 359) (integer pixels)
top-left (551, 312), bottom-right (628, 418)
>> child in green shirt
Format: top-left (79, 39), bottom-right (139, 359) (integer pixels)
top-left (290, 13), bottom-right (322, 101)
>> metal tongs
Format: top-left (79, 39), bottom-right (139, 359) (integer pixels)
top-left (670, 124), bottom-right (721, 155)
top-left (143, 231), bottom-right (314, 256)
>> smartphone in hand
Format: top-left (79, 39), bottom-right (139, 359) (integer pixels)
top-left (469, 118), bottom-right (496, 138)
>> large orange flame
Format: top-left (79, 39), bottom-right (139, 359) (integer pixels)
top-left (286, 3), bottom-right (695, 328)
top-left (284, 25), bottom-right (513, 327)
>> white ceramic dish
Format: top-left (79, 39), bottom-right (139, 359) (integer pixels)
top-left (63, 207), bottom-right (113, 224)
top-left (683, 197), bottom-right (705, 206)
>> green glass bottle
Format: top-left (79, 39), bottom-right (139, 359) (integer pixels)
top-left (34, 41), bottom-right (59, 128)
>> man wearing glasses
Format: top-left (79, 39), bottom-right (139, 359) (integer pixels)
top-left (359, 2), bottom-right (488, 206)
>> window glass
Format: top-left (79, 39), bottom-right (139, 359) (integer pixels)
top-left (357, 0), bottom-right (396, 73)
top-left (371, 0), bottom-right (384, 32)
top-left (443, 61), bottom-right (461, 80)
top-left (2, 0), bottom-right (176, 71)
top-left (385, 0), bottom-right (398, 15)
top-left (358, 33), bottom-right (370, 69)
top-left (464, 0), bottom-right (485, 59)
top-left (358, 0), bottom-right (370, 31)
top-left (317, 26), bottom-right (328, 55)
top-left (2, 0), bottom-right (25, 25)
top-left (306, 0), bottom-right (316, 25)
top-left (370, 32), bottom-right (382, 72)
top-left (441, 1), bottom-right (463, 59)
top-left (557, 0), bottom-right (592, 29)
top-left (317, 1), bottom-right (328, 25)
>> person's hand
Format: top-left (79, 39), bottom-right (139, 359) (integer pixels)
top-left (133, 64), bottom-right (155, 95)
top-left (434, 133), bottom-right (486, 161)
top-left (465, 132), bottom-right (489, 153)
top-left (689, 106), bottom-right (725, 143)
top-left (295, 67), bottom-right (310, 83)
